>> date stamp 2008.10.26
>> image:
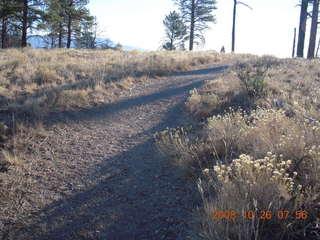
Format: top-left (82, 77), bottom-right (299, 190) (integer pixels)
top-left (211, 210), bottom-right (311, 220)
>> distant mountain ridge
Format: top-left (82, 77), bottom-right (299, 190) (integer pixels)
top-left (27, 35), bottom-right (145, 51)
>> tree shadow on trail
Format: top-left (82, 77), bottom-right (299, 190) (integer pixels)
top-left (15, 101), bottom-right (201, 240)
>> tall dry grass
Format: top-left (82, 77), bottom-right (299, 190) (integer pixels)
top-left (0, 48), bottom-right (237, 120)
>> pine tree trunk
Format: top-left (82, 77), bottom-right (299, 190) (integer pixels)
top-left (21, 0), bottom-right (28, 47)
top-left (58, 23), bottom-right (63, 48)
top-left (297, 0), bottom-right (308, 57)
top-left (316, 38), bottom-right (320, 57)
top-left (232, 0), bottom-right (237, 52)
top-left (189, 0), bottom-right (195, 51)
top-left (170, 31), bottom-right (174, 50)
top-left (307, 0), bottom-right (319, 59)
top-left (292, 28), bottom-right (297, 58)
top-left (51, 37), bottom-right (54, 48)
top-left (1, 17), bottom-right (7, 48)
top-left (67, 16), bottom-right (72, 48)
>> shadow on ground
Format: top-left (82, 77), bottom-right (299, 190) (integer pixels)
top-left (8, 65), bottom-right (228, 240)
top-left (45, 65), bottom-right (229, 126)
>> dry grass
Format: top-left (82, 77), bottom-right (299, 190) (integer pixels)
top-left (156, 56), bottom-right (320, 239)
top-left (0, 48), bottom-right (240, 122)
top-left (0, 48), bottom-right (237, 172)
top-left (0, 48), bottom-right (236, 160)
top-left (0, 48), bottom-right (239, 237)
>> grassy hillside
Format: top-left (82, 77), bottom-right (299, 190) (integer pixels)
top-left (156, 56), bottom-right (320, 239)
top-left (0, 49), bottom-right (240, 236)
top-left (0, 49), bottom-right (237, 164)
top-left (0, 48), bottom-right (229, 119)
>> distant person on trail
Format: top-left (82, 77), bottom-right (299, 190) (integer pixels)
top-left (220, 46), bottom-right (225, 53)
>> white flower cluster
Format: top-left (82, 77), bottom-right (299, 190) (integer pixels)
top-left (213, 153), bottom-right (300, 192)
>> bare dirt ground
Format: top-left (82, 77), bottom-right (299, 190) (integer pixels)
top-left (4, 64), bottom-right (228, 240)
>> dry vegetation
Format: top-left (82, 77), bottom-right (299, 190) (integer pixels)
top-left (0, 48), bottom-right (231, 165)
top-left (155, 56), bottom-right (320, 239)
top-left (0, 48), bottom-right (227, 119)
top-left (0, 48), bottom-right (237, 237)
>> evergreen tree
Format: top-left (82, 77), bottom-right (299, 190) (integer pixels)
top-left (64, 0), bottom-right (90, 48)
top-left (174, 0), bottom-right (217, 51)
top-left (43, 0), bottom-right (91, 48)
top-left (0, 0), bottom-right (18, 48)
top-left (75, 15), bottom-right (97, 48)
top-left (44, 0), bottom-right (66, 48)
top-left (17, 0), bottom-right (45, 47)
top-left (162, 11), bottom-right (186, 50)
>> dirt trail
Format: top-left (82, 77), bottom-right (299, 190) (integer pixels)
top-left (11, 64), bottom-right (228, 240)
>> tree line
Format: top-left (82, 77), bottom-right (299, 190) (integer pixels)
top-left (0, 0), bottom-right (102, 49)
top-left (162, 0), bottom-right (320, 59)
top-left (162, 0), bottom-right (217, 51)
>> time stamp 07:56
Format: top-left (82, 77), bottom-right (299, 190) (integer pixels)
top-left (211, 210), bottom-right (311, 220)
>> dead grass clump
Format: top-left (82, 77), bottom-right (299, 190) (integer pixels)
top-left (35, 65), bottom-right (62, 86)
top-left (1, 150), bottom-right (23, 167)
top-left (186, 74), bottom-right (242, 119)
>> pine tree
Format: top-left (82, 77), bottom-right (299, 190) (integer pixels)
top-left (0, 0), bottom-right (17, 48)
top-left (17, 0), bottom-right (45, 47)
top-left (75, 15), bottom-right (97, 48)
top-left (162, 11), bottom-right (186, 50)
top-left (174, 0), bottom-right (217, 51)
top-left (44, 0), bottom-right (66, 48)
top-left (64, 0), bottom-right (90, 48)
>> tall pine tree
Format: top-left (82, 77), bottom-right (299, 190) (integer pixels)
top-left (174, 0), bottom-right (217, 51)
top-left (162, 11), bottom-right (186, 50)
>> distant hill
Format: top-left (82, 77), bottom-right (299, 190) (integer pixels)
top-left (27, 35), bottom-right (145, 51)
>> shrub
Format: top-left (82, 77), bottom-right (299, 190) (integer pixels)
top-left (236, 63), bottom-right (268, 99)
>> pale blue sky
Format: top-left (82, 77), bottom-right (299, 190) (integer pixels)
top-left (88, 0), bottom-right (309, 58)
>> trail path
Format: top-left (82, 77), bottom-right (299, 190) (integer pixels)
top-left (13, 64), bottom-right (228, 240)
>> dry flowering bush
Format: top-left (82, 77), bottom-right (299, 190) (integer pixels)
top-left (213, 153), bottom-right (299, 194)
top-left (205, 108), bottom-right (320, 162)
top-left (198, 152), bottom-right (320, 240)
top-left (196, 109), bottom-right (320, 239)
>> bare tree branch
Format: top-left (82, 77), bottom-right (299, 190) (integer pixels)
top-left (237, 1), bottom-right (253, 10)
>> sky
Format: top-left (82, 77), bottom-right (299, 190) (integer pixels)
top-left (88, 0), bottom-right (309, 58)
